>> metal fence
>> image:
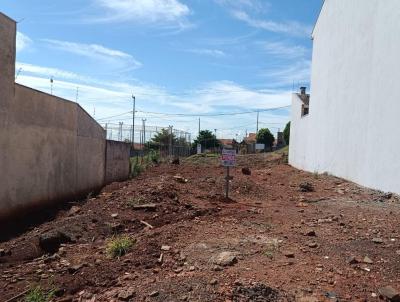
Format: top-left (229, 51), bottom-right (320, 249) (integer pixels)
top-left (101, 123), bottom-right (192, 158)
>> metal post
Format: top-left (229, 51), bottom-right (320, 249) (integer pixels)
top-left (256, 110), bottom-right (259, 134)
top-left (132, 95), bottom-right (135, 148)
top-left (169, 125), bottom-right (173, 158)
top-left (214, 128), bottom-right (217, 153)
top-left (142, 119), bottom-right (146, 148)
top-left (225, 166), bottom-right (230, 199)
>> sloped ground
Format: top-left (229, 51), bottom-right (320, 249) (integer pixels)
top-left (1, 154), bottom-right (400, 301)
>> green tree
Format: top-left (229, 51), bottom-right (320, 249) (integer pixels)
top-left (283, 122), bottom-right (290, 145)
top-left (149, 128), bottom-right (176, 149)
top-left (193, 130), bottom-right (220, 150)
top-left (256, 128), bottom-right (275, 151)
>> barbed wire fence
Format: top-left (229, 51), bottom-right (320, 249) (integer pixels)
top-left (100, 123), bottom-right (192, 159)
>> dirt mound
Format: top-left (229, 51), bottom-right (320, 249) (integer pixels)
top-left (1, 156), bottom-right (399, 301)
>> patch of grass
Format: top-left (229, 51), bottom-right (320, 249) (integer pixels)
top-left (127, 196), bottom-right (147, 206)
top-left (25, 286), bottom-right (55, 302)
top-left (106, 235), bottom-right (135, 258)
top-left (130, 150), bottom-right (161, 178)
top-left (263, 240), bottom-right (280, 260)
top-left (130, 157), bottom-right (144, 178)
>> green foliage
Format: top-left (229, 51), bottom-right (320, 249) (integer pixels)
top-left (283, 121), bottom-right (290, 145)
top-left (106, 235), bottom-right (135, 258)
top-left (25, 286), bottom-right (55, 302)
top-left (149, 128), bottom-right (176, 149)
top-left (129, 150), bottom-right (161, 178)
top-left (148, 149), bottom-right (160, 164)
top-left (193, 130), bottom-right (220, 150)
top-left (256, 128), bottom-right (275, 150)
top-left (130, 157), bottom-right (144, 178)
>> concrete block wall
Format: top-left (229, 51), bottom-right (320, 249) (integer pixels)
top-left (0, 13), bottom-right (131, 221)
top-left (105, 140), bottom-right (131, 184)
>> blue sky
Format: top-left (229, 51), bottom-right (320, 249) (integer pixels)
top-left (2, 0), bottom-right (322, 139)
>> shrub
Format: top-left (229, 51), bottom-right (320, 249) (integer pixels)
top-left (25, 286), bottom-right (55, 302)
top-left (130, 157), bottom-right (144, 178)
top-left (106, 235), bottom-right (135, 258)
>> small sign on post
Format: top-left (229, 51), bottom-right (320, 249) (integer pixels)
top-left (221, 149), bottom-right (236, 199)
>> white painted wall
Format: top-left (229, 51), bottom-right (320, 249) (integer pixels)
top-left (290, 0), bottom-right (400, 194)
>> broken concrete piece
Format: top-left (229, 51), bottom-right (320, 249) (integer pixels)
top-left (161, 245), bottom-right (171, 251)
top-left (132, 204), bottom-right (157, 211)
top-left (379, 286), bottom-right (400, 302)
top-left (174, 175), bottom-right (188, 183)
top-left (212, 251), bottom-right (237, 267)
top-left (372, 238), bottom-right (384, 244)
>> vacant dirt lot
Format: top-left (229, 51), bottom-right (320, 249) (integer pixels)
top-left (1, 153), bottom-right (400, 301)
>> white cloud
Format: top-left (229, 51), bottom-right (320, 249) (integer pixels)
top-left (262, 41), bottom-right (309, 59)
top-left (43, 39), bottom-right (142, 71)
top-left (261, 59), bottom-right (311, 88)
top-left (232, 10), bottom-right (311, 37)
top-left (16, 62), bottom-right (89, 82)
top-left (91, 0), bottom-right (191, 29)
top-left (14, 62), bottom-right (291, 137)
top-left (215, 0), bottom-right (268, 13)
top-left (185, 48), bottom-right (226, 58)
top-left (16, 32), bottom-right (32, 52)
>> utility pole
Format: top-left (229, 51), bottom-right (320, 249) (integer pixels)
top-left (198, 117), bottom-right (201, 135)
top-left (256, 110), bottom-right (259, 134)
top-left (50, 77), bottom-right (54, 95)
top-left (142, 118), bottom-right (146, 148)
top-left (169, 125), bottom-right (173, 158)
top-left (119, 122), bottom-right (123, 141)
top-left (214, 128), bottom-right (217, 153)
top-left (132, 95), bottom-right (136, 148)
top-left (75, 87), bottom-right (79, 103)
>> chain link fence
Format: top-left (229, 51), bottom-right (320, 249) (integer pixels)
top-left (100, 123), bottom-right (192, 158)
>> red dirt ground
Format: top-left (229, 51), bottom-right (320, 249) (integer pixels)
top-left (1, 154), bottom-right (400, 301)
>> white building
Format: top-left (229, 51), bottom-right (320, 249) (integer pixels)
top-left (290, 0), bottom-right (400, 194)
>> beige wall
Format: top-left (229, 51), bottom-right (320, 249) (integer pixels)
top-left (105, 140), bottom-right (131, 184)
top-left (0, 84), bottom-right (107, 219)
top-left (0, 13), bottom-right (130, 220)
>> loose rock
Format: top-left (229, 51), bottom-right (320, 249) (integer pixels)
top-left (299, 182), bottom-right (314, 192)
top-left (241, 167), bottom-right (251, 176)
top-left (363, 256), bottom-right (373, 264)
top-left (118, 288), bottom-right (136, 301)
top-left (212, 251), bottom-right (237, 267)
top-left (39, 230), bottom-right (72, 253)
top-left (372, 238), bottom-right (384, 244)
top-left (149, 291), bottom-right (160, 297)
top-left (379, 286), bottom-right (400, 302)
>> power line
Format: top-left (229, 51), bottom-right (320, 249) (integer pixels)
top-left (96, 105), bottom-right (290, 122)
top-left (136, 106), bottom-right (290, 117)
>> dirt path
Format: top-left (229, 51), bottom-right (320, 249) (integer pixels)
top-left (1, 155), bottom-right (399, 301)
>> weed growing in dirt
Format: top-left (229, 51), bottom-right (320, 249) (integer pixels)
top-left (148, 149), bottom-right (160, 164)
top-left (130, 157), bottom-right (144, 178)
top-left (264, 240), bottom-right (280, 259)
top-left (128, 196), bottom-right (147, 206)
top-left (25, 286), bottom-right (55, 302)
top-left (106, 235), bottom-right (135, 258)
